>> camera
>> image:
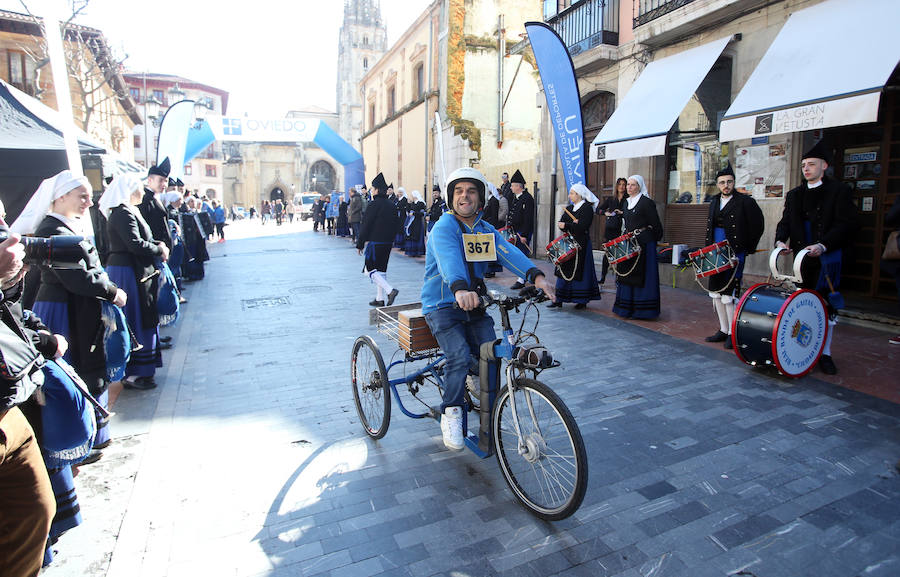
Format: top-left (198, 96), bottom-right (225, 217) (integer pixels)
top-left (0, 227), bottom-right (90, 269)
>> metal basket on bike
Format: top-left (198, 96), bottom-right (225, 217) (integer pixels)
top-left (371, 302), bottom-right (440, 355)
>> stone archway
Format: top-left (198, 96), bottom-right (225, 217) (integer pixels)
top-left (270, 187), bottom-right (285, 202)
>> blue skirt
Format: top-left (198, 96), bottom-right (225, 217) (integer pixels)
top-left (555, 239), bottom-right (602, 304)
top-left (613, 241), bottom-right (660, 319)
top-left (106, 266), bottom-right (161, 378)
top-left (43, 464), bottom-right (82, 566)
top-left (169, 242), bottom-right (185, 281)
top-left (404, 224), bottom-right (426, 257)
top-left (31, 301), bottom-right (110, 448)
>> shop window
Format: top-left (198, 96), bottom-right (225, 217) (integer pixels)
top-left (205, 165), bottom-right (216, 177)
top-left (667, 57), bottom-right (733, 205)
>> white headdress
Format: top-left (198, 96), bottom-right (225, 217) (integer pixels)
top-left (411, 190), bottom-right (423, 203)
top-left (570, 183), bottom-right (599, 211)
top-left (99, 173), bottom-right (143, 217)
top-left (11, 170), bottom-right (91, 234)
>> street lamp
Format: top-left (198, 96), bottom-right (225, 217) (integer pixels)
top-left (168, 82), bottom-right (185, 103)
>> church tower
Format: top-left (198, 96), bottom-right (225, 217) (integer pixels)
top-left (336, 0), bottom-right (387, 154)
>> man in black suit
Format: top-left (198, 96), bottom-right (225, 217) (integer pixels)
top-left (139, 157), bottom-right (173, 251)
top-left (357, 173), bottom-right (400, 306)
top-left (703, 164), bottom-right (764, 349)
top-left (774, 141), bottom-right (857, 375)
top-left (507, 169), bottom-right (535, 289)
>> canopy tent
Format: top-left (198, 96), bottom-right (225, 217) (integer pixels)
top-left (720, 0), bottom-right (900, 141)
top-left (0, 79), bottom-right (109, 222)
top-left (589, 36), bottom-right (732, 162)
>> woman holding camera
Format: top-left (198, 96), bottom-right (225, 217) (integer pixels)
top-left (100, 174), bottom-right (169, 391)
top-left (12, 170), bottom-right (127, 462)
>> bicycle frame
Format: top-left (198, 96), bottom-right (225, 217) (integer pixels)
top-left (382, 298), bottom-right (543, 460)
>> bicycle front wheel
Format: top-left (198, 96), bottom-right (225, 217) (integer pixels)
top-left (492, 378), bottom-right (587, 520)
top-left (351, 336), bottom-right (391, 439)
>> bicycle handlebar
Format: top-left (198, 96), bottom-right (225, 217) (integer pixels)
top-left (479, 287), bottom-right (548, 310)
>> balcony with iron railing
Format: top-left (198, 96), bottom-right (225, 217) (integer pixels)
top-left (545, 0), bottom-right (619, 58)
top-left (632, 0), bottom-right (769, 46)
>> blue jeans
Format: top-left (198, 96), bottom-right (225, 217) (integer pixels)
top-left (425, 307), bottom-right (496, 412)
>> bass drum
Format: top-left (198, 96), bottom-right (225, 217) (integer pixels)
top-left (732, 283), bottom-right (829, 378)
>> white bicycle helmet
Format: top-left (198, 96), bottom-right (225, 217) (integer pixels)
top-left (445, 167), bottom-right (487, 209)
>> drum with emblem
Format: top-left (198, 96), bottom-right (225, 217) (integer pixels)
top-left (732, 283), bottom-right (829, 377)
top-left (601, 232), bottom-right (640, 265)
top-left (497, 226), bottom-right (517, 244)
top-left (546, 232), bottom-right (580, 267)
top-left (688, 240), bottom-right (738, 279)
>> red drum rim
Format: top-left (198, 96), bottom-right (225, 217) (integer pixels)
top-left (602, 231), bottom-right (635, 249)
top-left (772, 288), bottom-right (828, 377)
top-left (696, 262), bottom-right (737, 278)
top-left (688, 239), bottom-right (730, 259)
top-left (731, 283), bottom-right (829, 377)
top-left (546, 233), bottom-right (572, 251)
top-left (555, 248), bottom-right (578, 264)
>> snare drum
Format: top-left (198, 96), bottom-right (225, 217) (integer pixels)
top-left (602, 232), bottom-right (641, 265)
top-left (497, 226), bottom-right (518, 244)
top-left (732, 283), bottom-right (829, 378)
top-left (546, 233), bottom-right (580, 266)
top-left (688, 240), bottom-right (737, 279)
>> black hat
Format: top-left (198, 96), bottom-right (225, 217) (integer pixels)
top-left (168, 178), bottom-right (176, 187)
top-left (715, 163), bottom-right (735, 180)
top-left (371, 172), bottom-right (387, 193)
top-left (176, 178), bottom-right (184, 187)
top-left (104, 176), bottom-right (114, 185)
top-left (432, 184), bottom-right (440, 192)
top-left (510, 169), bottom-right (526, 185)
top-left (148, 157), bottom-right (171, 178)
top-left (801, 140), bottom-right (832, 164)
top-left (388, 183), bottom-right (394, 190)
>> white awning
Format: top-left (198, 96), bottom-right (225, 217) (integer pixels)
top-left (720, 0), bottom-right (900, 142)
top-left (589, 36), bottom-right (732, 162)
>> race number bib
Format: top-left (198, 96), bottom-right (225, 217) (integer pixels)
top-left (462, 233), bottom-right (496, 262)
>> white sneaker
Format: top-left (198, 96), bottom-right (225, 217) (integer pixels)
top-left (441, 406), bottom-right (464, 451)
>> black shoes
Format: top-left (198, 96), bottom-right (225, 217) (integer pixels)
top-left (510, 281), bottom-right (525, 290)
top-left (123, 377), bottom-right (157, 390)
top-left (819, 354), bottom-right (837, 375)
top-left (724, 337), bottom-right (733, 350)
top-left (159, 342), bottom-right (173, 350)
top-left (484, 272), bottom-right (495, 278)
top-left (705, 330), bottom-right (728, 343)
top-left (78, 449), bottom-right (103, 465)
top-left (160, 336), bottom-right (173, 343)
top-left (547, 301), bottom-right (562, 308)
top-left (369, 299), bottom-right (385, 307)
top-left (574, 303), bottom-right (587, 310)
top-left (386, 289), bottom-right (399, 306)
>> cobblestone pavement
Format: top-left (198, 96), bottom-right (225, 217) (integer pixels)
top-left (44, 221), bottom-right (900, 577)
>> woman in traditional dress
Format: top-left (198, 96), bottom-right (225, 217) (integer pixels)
top-left (403, 190), bottom-right (427, 257)
top-left (394, 187), bottom-right (409, 247)
top-left (179, 197), bottom-right (209, 281)
top-left (101, 174), bottom-right (169, 389)
top-left (13, 169), bottom-right (127, 459)
top-left (597, 177), bottom-right (628, 285)
top-left (547, 183), bottom-right (602, 309)
top-left (336, 193), bottom-right (350, 237)
top-left (612, 175), bottom-right (663, 320)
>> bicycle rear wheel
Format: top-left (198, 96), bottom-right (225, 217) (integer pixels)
top-left (492, 378), bottom-right (587, 520)
top-left (351, 336), bottom-right (391, 439)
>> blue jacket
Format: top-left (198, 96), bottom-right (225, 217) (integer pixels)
top-left (421, 212), bottom-right (541, 314)
top-left (213, 206), bottom-right (226, 224)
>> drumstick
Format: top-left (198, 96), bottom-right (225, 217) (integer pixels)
top-left (564, 208), bottom-right (578, 224)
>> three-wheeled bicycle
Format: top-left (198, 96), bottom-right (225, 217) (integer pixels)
top-left (351, 288), bottom-right (587, 520)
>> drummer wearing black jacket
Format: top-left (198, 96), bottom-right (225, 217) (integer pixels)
top-left (138, 158), bottom-right (173, 251)
top-left (704, 164), bottom-right (764, 349)
top-left (357, 173), bottom-right (400, 307)
top-left (774, 141), bottom-right (857, 375)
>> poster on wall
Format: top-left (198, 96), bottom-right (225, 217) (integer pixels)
top-left (735, 142), bottom-right (789, 200)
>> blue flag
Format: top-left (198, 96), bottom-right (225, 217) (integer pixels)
top-left (525, 22), bottom-right (585, 192)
